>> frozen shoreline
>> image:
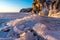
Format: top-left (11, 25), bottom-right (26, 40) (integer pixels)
top-left (0, 12), bottom-right (60, 40)
top-left (0, 12), bottom-right (32, 19)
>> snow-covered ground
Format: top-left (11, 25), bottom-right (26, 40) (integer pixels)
top-left (0, 12), bottom-right (60, 40)
top-left (0, 12), bottom-right (32, 20)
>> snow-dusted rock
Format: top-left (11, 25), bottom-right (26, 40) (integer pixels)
top-left (15, 31), bottom-right (35, 40)
top-left (48, 10), bottom-right (60, 18)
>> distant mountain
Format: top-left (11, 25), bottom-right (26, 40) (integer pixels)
top-left (20, 8), bottom-right (32, 13)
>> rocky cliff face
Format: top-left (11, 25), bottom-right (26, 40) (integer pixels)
top-left (32, 0), bottom-right (60, 18)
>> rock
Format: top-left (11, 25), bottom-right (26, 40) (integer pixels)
top-left (48, 11), bottom-right (60, 18)
top-left (33, 23), bottom-right (47, 38)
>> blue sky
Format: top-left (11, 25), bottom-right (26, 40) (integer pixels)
top-left (0, 0), bottom-right (33, 12)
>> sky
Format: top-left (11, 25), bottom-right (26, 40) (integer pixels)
top-left (0, 0), bottom-right (33, 12)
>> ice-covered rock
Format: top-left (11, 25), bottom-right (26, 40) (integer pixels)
top-left (48, 10), bottom-right (60, 18)
top-left (15, 31), bottom-right (35, 40)
top-left (6, 14), bottom-right (37, 33)
top-left (33, 17), bottom-right (60, 40)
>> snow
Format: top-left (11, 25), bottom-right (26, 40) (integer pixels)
top-left (0, 12), bottom-right (60, 40)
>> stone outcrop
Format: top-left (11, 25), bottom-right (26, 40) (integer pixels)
top-left (32, 0), bottom-right (43, 14)
top-left (32, 0), bottom-right (60, 17)
top-left (48, 10), bottom-right (60, 18)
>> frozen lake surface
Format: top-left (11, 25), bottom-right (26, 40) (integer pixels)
top-left (0, 19), bottom-right (10, 29)
top-left (0, 12), bottom-right (60, 40)
top-left (0, 12), bottom-right (32, 29)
